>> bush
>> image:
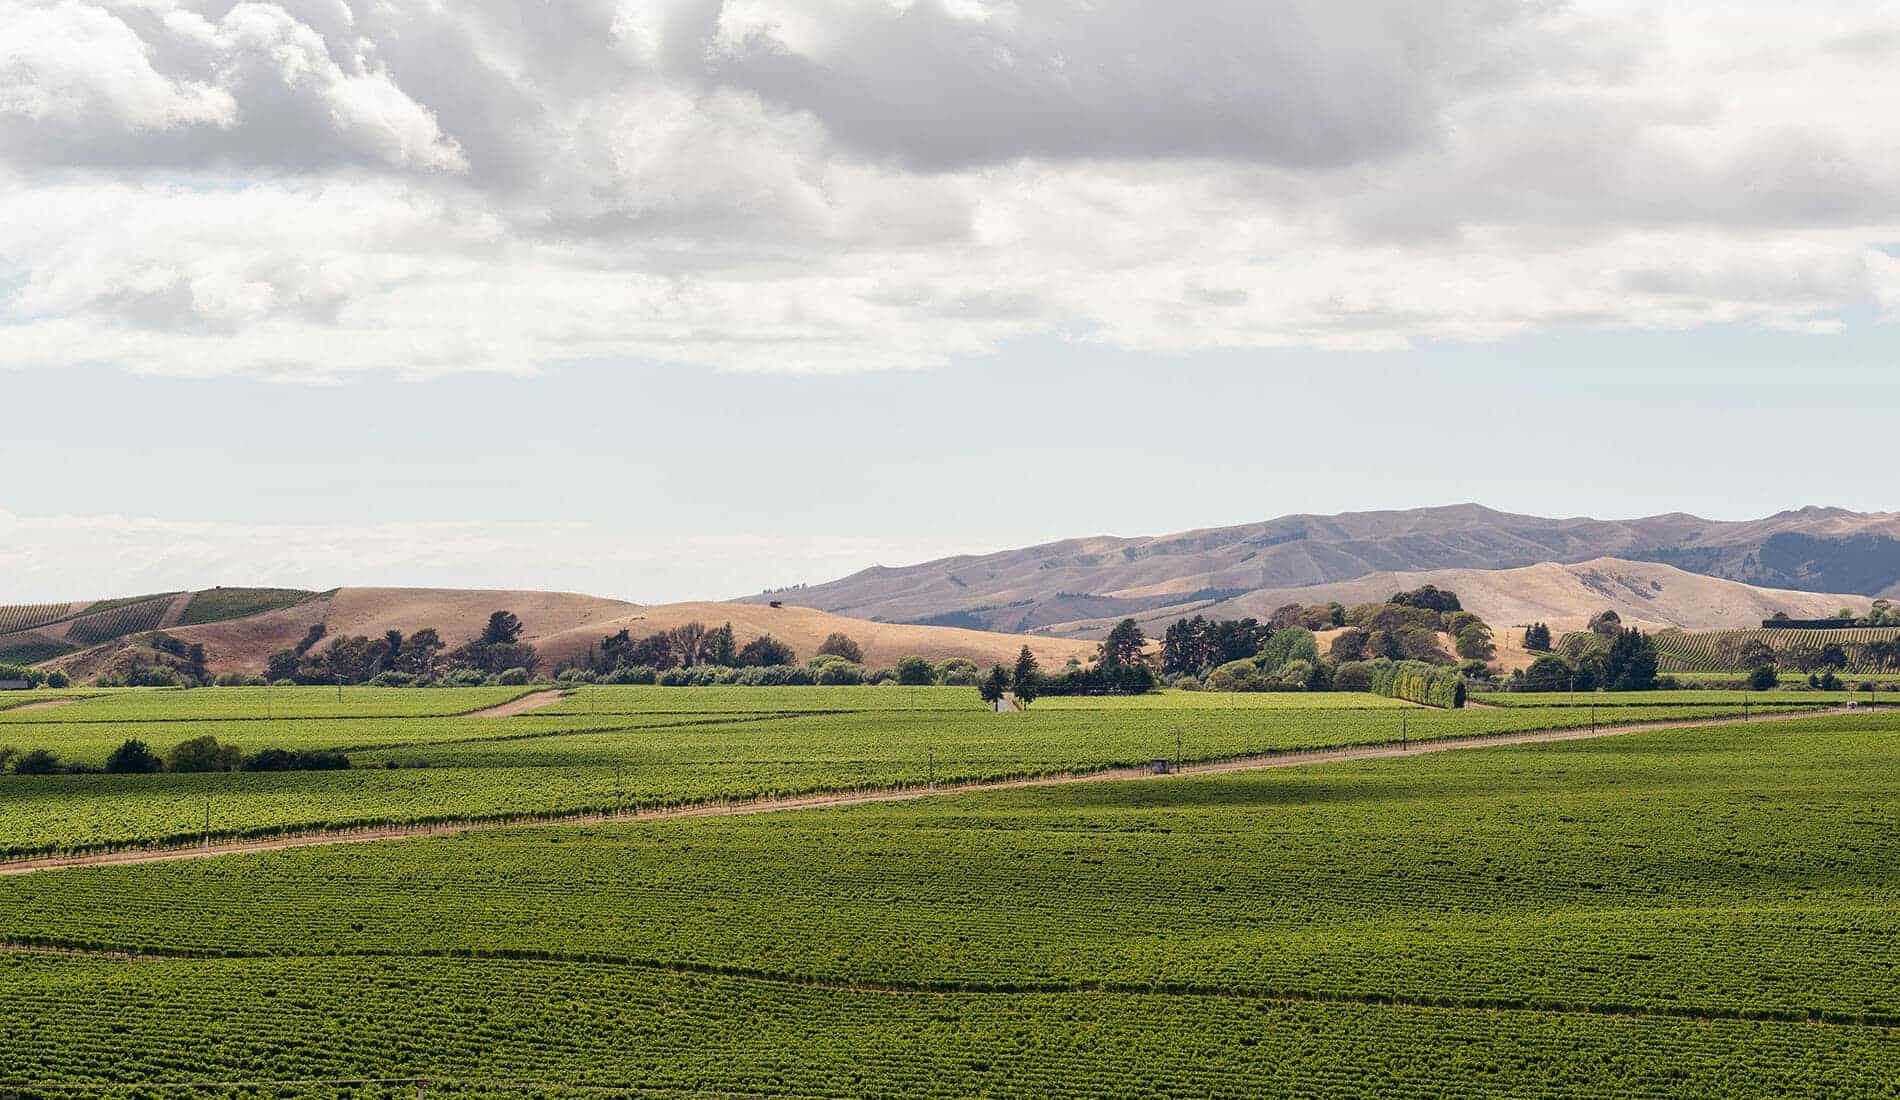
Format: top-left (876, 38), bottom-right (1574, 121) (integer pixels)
top-left (816, 633), bottom-right (864, 663)
top-left (935, 658), bottom-right (980, 687)
top-left (240, 748), bottom-right (351, 772)
top-left (555, 667), bottom-right (599, 684)
top-left (1206, 658), bottom-right (1266, 692)
top-left (1170, 673), bottom-right (1203, 691)
top-left (0, 664), bottom-right (48, 688)
top-left (813, 660), bottom-right (866, 686)
top-left (166, 736), bottom-right (240, 773)
top-left (442, 668), bottom-right (488, 687)
top-left (12, 748), bottom-right (64, 775)
top-left (1748, 665), bottom-right (1779, 691)
top-left (603, 665), bottom-right (657, 685)
top-left (105, 739), bottom-right (162, 774)
top-left (367, 671), bottom-right (415, 687)
top-left (1332, 661), bottom-right (1375, 693)
top-left (865, 667), bottom-right (896, 685)
top-left (895, 656), bottom-right (936, 686)
top-left (44, 669), bottom-right (70, 689)
top-left (495, 667), bottom-right (531, 686)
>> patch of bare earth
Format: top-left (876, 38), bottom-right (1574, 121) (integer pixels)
top-left (466, 689), bottom-right (565, 718)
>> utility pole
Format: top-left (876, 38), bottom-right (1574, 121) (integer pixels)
top-left (614, 766), bottom-right (623, 819)
top-left (202, 792), bottom-right (211, 849)
top-left (928, 747), bottom-right (935, 792)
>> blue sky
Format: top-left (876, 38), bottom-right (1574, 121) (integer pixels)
top-left (7, 316), bottom-right (1897, 603)
top-left (3, 1), bottom-right (1898, 602)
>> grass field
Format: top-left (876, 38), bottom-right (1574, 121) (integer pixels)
top-left (0, 687), bottom-right (1831, 857)
top-left (1, 714), bottom-right (1894, 1096)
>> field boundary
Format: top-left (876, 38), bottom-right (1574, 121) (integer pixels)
top-left (2, 938), bottom-right (1892, 1029)
top-left (0, 704), bottom-right (1849, 876)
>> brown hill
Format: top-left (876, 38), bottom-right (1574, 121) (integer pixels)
top-left (739, 504), bottom-right (1900, 634)
top-left (41, 586), bottom-right (1094, 680)
top-left (1033, 559), bottom-right (1874, 642)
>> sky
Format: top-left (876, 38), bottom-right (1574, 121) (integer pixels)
top-left (3, 0), bottom-right (1899, 603)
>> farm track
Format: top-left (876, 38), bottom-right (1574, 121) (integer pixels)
top-left (0, 698), bottom-right (78, 713)
top-left (0, 705), bottom-right (1849, 877)
top-left (464, 689), bottom-right (565, 719)
top-left (1, 937), bottom-right (1892, 1029)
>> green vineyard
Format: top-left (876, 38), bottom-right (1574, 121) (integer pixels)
top-left (0, 602), bottom-right (87, 636)
top-left (61, 596), bottom-right (176, 647)
top-left (1654, 627), bottom-right (1900, 673)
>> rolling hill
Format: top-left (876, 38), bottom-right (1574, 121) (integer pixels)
top-left (739, 504), bottom-right (1900, 635)
top-left (8, 587), bottom-right (1096, 682)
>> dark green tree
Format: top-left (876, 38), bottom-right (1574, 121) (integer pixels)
top-left (1522, 623), bottom-right (1552, 652)
top-left (1098, 619), bottom-right (1147, 670)
top-left (979, 665), bottom-right (1010, 706)
top-left (703, 623), bottom-right (737, 666)
top-left (105, 739), bottom-right (162, 774)
top-left (817, 632), bottom-right (864, 663)
top-left (1604, 628), bottom-right (1659, 691)
top-left (1012, 645), bottom-right (1040, 705)
top-left (894, 655), bottom-right (935, 685)
top-left (480, 611), bottom-right (523, 646)
top-left (737, 635), bottom-right (796, 667)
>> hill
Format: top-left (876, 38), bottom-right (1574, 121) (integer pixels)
top-left (1029, 559), bottom-right (1872, 642)
top-left (738, 504), bottom-right (1900, 635)
top-left (18, 586), bottom-right (1095, 682)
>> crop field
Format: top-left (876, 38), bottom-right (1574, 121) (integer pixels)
top-left (0, 601), bottom-right (87, 635)
top-left (1654, 626), bottom-right (1900, 673)
top-left (0, 687), bottom-right (1827, 857)
top-left (0, 715), bottom-right (1894, 1095)
top-left (175, 586), bottom-right (318, 626)
top-left (60, 596), bottom-right (174, 646)
top-left (1472, 689), bottom-right (1875, 707)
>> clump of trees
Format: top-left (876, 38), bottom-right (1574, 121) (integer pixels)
top-left (1509, 626), bottom-right (1660, 692)
top-left (263, 612), bottom-right (534, 688)
top-left (1522, 623), bottom-right (1552, 652)
top-left (3, 735), bottom-right (350, 777)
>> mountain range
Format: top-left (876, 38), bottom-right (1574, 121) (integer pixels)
top-left (739, 504), bottom-right (1900, 636)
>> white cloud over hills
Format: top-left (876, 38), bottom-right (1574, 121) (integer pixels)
top-left (2, 0), bottom-right (1898, 380)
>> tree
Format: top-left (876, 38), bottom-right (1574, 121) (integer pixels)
top-left (1161, 616), bottom-right (1209, 676)
top-left (979, 665), bottom-right (1010, 707)
top-left (1817, 643), bottom-right (1848, 670)
top-left (1328, 628), bottom-right (1369, 663)
top-left (703, 623), bottom-right (738, 667)
top-left (668, 623), bottom-right (708, 667)
top-left (185, 643), bottom-right (209, 684)
top-left (626, 632), bottom-right (677, 670)
top-left (1390, 585), bottom-right (1462, 613)
top-left (1522, 623), bottom-right (1552, 652)
top-left (813, 632), bottom-right (864, 664)
top-left (934, 658), bottom-right (980, 686)
top-left (45, 669), bottom-right (70, 689)
top-left (383, 630), bottom-right (405, 670)
top-left (1267, 603), bottom-right (1305, 631)
top-left (165, 736), bottom-right (240, 773)
top-left (1258, 627), bottom-right (1319, 673)
top-left (1748, 665), bottom-right (1779, 690)
top-left (1588, 610), bottom-right (1622, 637)
top-left (1098, 619), bottom-right (1147, 670)
top-left (397, 628), bottom-right (444, 676)
top-left (894, 655), bottom-right (935, 685)
top-left (1205, 618), bottom-right (1267, 665)
top-left (480, 611), bottom-right (523, 646)
top-left (1013, 646), bottom-right (1040, 705)
top-left (265, 649), bottom-right (301, 683)
top-left (1521, 655), bottom-right (1575, 692)
top-left (1735, 639), bottom-right (1776, 671)
top-left (105, 739), bottom-right (162, 774)
top-left (737, 635), bottom-right (796, 667)
top-left (1455, 623), bottom-right (1495, 662)
top-left (1604, 628), bottom-right (1659, 691)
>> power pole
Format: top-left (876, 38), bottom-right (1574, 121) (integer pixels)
top-left (614, 766), bottom-right (623, 819)
top-left (202, 792), bottom-right (211, 849)
top-left (928, 747), bottom-right (935, 792)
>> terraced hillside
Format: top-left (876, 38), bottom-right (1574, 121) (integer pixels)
top-left (1653, 626), bottom-right (1900, 674)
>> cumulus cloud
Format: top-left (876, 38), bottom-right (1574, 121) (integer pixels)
top-left (0, 0), bottom-right (1897, 380)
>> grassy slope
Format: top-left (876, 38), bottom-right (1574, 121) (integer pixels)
top-left (1, 716), bottom-right (1894, 1095)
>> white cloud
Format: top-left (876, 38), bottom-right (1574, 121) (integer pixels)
top-left (1, 0), bottom-right (1898, 381)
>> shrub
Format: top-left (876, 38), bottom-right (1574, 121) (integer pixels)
top-left (816, 632), bottom-right (864, 663)
top-left (935, 658), bottom-right (980, 687)
top-left (105, 739), bottom-right (162, 774)
top-left (12, 748), bottom-right (64, 775)
top-left (367, 671), bottom-right (415, 687)
top-left (495, 667), bottom-right (531, 686)
top-left (1170, 673), bottom-right (1203, 691)
top-left (442, 668), bottom-right (488, 687)
top-left (895, 656), bottom-right (935, 686)
top-left (44, 669), bottom-right (70, 689)
top-left (813, 660), bottom-right (866, 686)
top-left (166, 736), bottom-right (240, 773)
top-left (603, 665), bottom-right (657, 685)
top-left (737, 635), bottom-right (796, 667)
top-left (865, 667), bottom-right (896, 685)
top-left (1521, 655), bottom-right (1576, 693)
top-left (0, 663), bottom-right (48, 688)
top-left (1332, 661), bottom-right (1375, 693)
top-left (1206, 659), bottom-right (1266, 692)
top-left (555, 668), bottom-right (599, 684)
top-left (240, 748), bottom-right (351, 772)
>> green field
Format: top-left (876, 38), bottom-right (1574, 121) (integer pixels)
top-left (1, 713), bottom-right (1894, 1096)
top-left (0, 687), bottom-right (1828, 857)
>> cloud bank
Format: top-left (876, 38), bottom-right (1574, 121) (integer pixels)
top-left (2, 0), bottom-right (1898, 379)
